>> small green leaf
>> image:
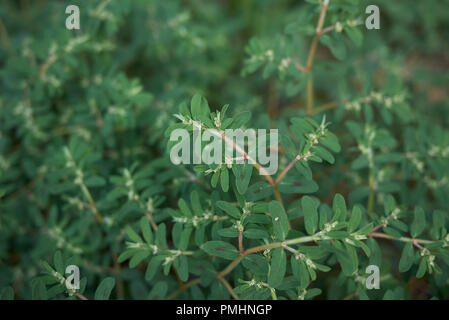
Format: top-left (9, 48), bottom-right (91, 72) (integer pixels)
top-left (334, 247), bottom-right (354, 276)
top-left (416, 257), bottom-right (427, 278)
top-left (232, 164), bottom-right (253, 195)
top-left (305, 288), bottom-right (322, 299)
top-left (211, 170), bottom-right (220, 187)
top-left (345, 26), bottom-right (363, 47)
top-left (32, 281), bottom-right (47, 300)
top-left (294, 161), bottom-right (313, 180)
top-left (179, 227), bottom-right (192, 250)
top-left (348, 205), bottom-right (362, 233)
top-left (53, 251), bottom-right (64, 275)
top-left (268, 248), bottom-right (286, 288)
top-left (220, 168), bottom-right (229, 192)
top-left (129, 251), bottom-right (150, 268)
top-left (178, 198), bottom-right (192, 217)
top-left (118, 249), bottom-right (139, 263)
top-left (155, 223), bottom-right (167, 248)
top-left (315, 263), bottom-right (331, 272)
top-left (383, 195), bottom-right (396, 215)
top-left (84, 175), bottom-right (106, 187)
top-left (367, 238), bottom-right (382, 266)
top-left (94, 277), bottom-right (115, 300)
top-left (191, 94), bottom-right (203, 120)
top-left (411, 207), bottom-right (426, 238)
top-left (269, 201), bottom-right (289, 240)
top-left (218, 227), bottom-right (240, 237)
top-left (332, 194), bottom-right (347, 222)
top-left (147, 282), bottom-right (168, 300)
top-left (320, 132), bottom-right (341, 153)
top-left (125, 226), bottom-right (143, 243)
top-left (47, 284), bottom-right (66, 299)
top-left (242, 254), bottom-right (268, 274)
top-left (145, 257), bottom-right (163, 281)
top-left (356, 223), bottom-right (374, 235)
top-left (291, 257), bottom-right (310, 289)
top-left (202, 241), bottom-right (240, 260)
top-left (140, 217), bottom-right (153, 245)
top-left (190, 191), bottom-right (202, 215)
top-left (244, 228), bottom-right (269, 239)
top-left (216, 201), bottom-right (241, 219)
top-left (313, 146), bottom-right (334, 164)
top-left (277, 177), bottom-right (319, 194)
top-left (245, 181), bottom-right (274, 201)
top-left (399, 242), bottom-right (414, 272)
top-left (302, 196), bottom-right (318, 235)
top-left (319, 34), bottom-right (346, 60)
top-left (41, 261), bottom-right (55, 274)
top-left (299, 261), bottom-right (310, 288)
top-left (176, 255), bottom-right (189, 282)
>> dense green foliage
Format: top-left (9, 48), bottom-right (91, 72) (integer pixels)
top-left (0, 0), bottom-right (448, 300)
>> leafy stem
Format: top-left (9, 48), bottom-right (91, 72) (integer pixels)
top-left (273, 155), bottom-right (301, 186)
top-left (218, 229), bottom-right (439, 296)
top-left (219, 235), bottom-right (318, 279)
top-left (165, 224), bottom-right (442, 300)
top-left (146, 213), bottom-right (158, 231)
top-left (368, 232), bottom-right (437, 245)
top-left (80, 183), bottom-right (103, 224)
top-left (64, 146), bottom-right (103, 223)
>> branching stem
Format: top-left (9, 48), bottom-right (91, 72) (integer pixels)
top-left (218, 275), bottom-right (240, 300)
top-left (166, 226), bottom-right (440, 300)
top-left (274, 156), bottom-right (300, 186)
top-left (369, 232), bottom-right (435, 245)
top-left (220, 132), bottom-right (274, 185)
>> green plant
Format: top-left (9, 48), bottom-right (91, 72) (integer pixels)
top-left (0, 0), bottom-right (448, 300)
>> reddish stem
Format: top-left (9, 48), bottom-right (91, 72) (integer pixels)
top-left (76, 293), bottom-right (88, 300)
top-left (238, 231), bottom-right (244, 254)
top-left (274, 156), bottom-right (300, 186)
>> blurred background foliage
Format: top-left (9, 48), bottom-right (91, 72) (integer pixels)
top-left (0, 0), bottom-right (448, 299)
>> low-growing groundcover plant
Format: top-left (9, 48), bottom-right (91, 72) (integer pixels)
top-left (0, 0), bottom-right (448, 301)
